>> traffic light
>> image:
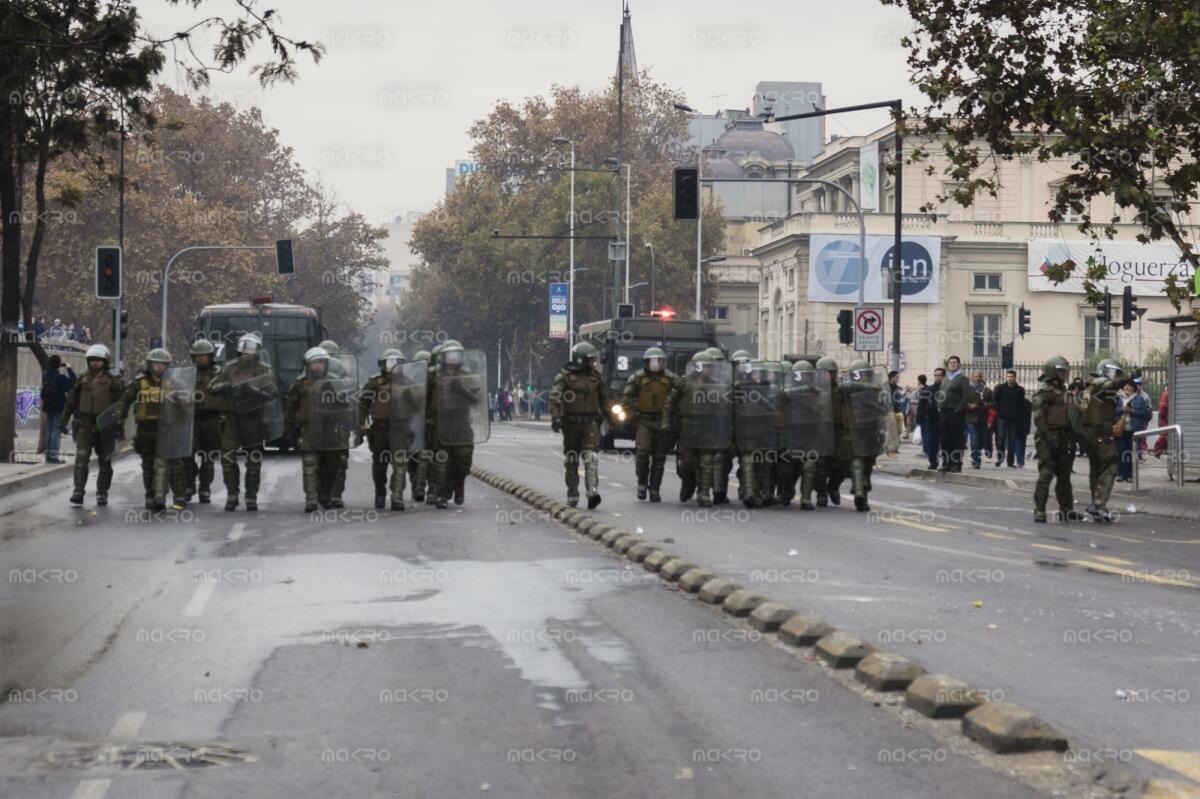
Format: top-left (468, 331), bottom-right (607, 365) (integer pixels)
top-left (1018, 304), bottom-right (1031, 338)
top-left (1122, 285), bottom-right (1138, 329)
top-left (1096, 289), bottom-right (1113, 326)
top-left (95, 246), bottom-right (122, 299)
top-left (673, 167), bottom-right (699, 220)
top-left (1001, 342), bottom-right (1014, 370)
top-left (112, 308), bottom-right (128, 339)
top-left (275, 239), bottom-right (295, 275)
top-left (617, 303), bottom-right (634, 319)
top-left (837, 309), bottom-right (854, 344)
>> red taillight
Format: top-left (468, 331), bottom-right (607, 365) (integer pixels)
top-left (650, 307), bottom-right (675, 319)
top-left (249, 295), bottom-right (273, 305)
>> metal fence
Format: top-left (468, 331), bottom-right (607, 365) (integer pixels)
top-left (960, 361), bottom-right (1168, 399)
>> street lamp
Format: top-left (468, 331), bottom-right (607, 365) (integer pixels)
top-left (674, 102), bottom-right (705, 318)
top-left (643, 242), bottom-right (655, 308)
top-left (551, 136), bottom-right (576, 350)
top-left (604, 157), bottom-right (632, 303)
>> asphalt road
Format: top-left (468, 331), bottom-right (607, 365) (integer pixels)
top-left (0, 446), bottom-right (1061, 798)
top-left (473, 421), bottom-right (1200, 789)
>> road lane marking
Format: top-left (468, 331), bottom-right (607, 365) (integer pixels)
top-left (981, 532), bottom-right (1015, 540)
top-left (887, 518), bottom-right (952, 533)
top-left (183, 581), bottom-right (217, 617)
top-left (1030, 543), bottom-right (1072, 553)
top-left (878, 538), bottom-right (1027, 566)
top-left (109, 711), bottom-right (145, 738)
top-left (227, 523), bottom-right (246, 541)
top-left (1135, 750), bottom-right (1200, 782)
top-left (1091, 555), bottom-right (1134, 566)
top-left (1068, 560), bottom-right (1198, 589)
top-left (70, 780), bottom-right (112, 799)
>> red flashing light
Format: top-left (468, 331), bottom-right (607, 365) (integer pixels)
top-left (249, 294), bottom-right (273, 305)
top-left (650, 307), bottom-right (676, 319)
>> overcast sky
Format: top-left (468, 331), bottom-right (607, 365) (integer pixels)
top-left (139, 0), bottom-right (918, 224)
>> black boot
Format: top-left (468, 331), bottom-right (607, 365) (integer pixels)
top-left (854, 495), bottom-right (870, 512)
top-left (391, 499), bottom-right (405, 511)
top-left (375, 494), bottom-right (386, 509)
top-left (800, 501), bottom-right (814, 511)
top-left (70, 492), bottom-right (84, 506)
top-left (96, 494), bottom-right (107, 507)
top-left (304, 501), bottom-right (318, 513)
top-left (587, 494), bottom-right (601, 510)
top-left (637, 485), bottom-right (647, 500)
top-left (567, 494), bottom-right (579, 508)
top-left (245, 497), bottom-right (258, 512)
top-left (225, 495), bottom-right (239, 512)
top-left (649, 490), bottom-right (661, 503)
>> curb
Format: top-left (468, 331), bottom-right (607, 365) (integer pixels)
top-left (469, 464), bottom-right (1076, 762)
top-left (0, 445), bottom-right (133, 500)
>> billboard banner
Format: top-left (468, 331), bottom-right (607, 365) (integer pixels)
top-left (807, 234), bottom-right (940, 304)
top-left (858, 142), bottom-right (880, 212)
top-left (549, 282), bottom-right (568, 339)
top-left (1027, 239), bottom-right (1194, 296)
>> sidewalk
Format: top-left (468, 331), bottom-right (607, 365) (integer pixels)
top-left (0, 445), bottom-right (132, 499)
top-left (875, 437), bottom-right (1200, 520)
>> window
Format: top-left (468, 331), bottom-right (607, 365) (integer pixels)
top-left (714, 305), bottom-right (730, 321)
top-left (1084, 316), bottom-right (1111, 356)
top-left (972, 272), bottom-right (1002, 292)
top-left (971, 313), bottom-right (1002, 359)
top-left (787, 268), bottom-right (795, 289)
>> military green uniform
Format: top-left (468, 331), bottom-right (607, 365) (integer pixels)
top-left (551, 343), bottom-right (612, 508)
top-left (187, 351), bottom-right (224, 503)
top-left (824, 359), bottom-right (851, 506)
top-left (1080, 361), bottom-right (1129, 521)
top-left (406, 350), bottom-right (434, 502)
top-left (61, 363), bottom-right (124, 505)
top-left (1031, 357), bottom-right (1080, 522)
top-left (733, 362), bottom-right (781, 508)
top-left (208, 349), bottom-right (278, 511)
top-left (664, 363), bottom-right (697, 502)
top-left (429, 341), bottom-right (483, 508)
top-left (285, 369), bottom-right (349, 509)
top-left (621, 350), bottom-right (679, 502)
top-left (359, 350), bottom-right (414, 510)
top-left (664, 352), bottom-right (731, 507)
top-left (114, 366), bottom-right (186, 509)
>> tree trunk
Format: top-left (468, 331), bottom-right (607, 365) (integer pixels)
top-left (0, 78), bottom-right (23, 462)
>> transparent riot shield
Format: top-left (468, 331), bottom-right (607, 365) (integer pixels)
top-left (734, 361), bottom-right (782, 451)
top-left (226, 351), bottom-right (284, 447)
top-left (309, 354), bottom-right (359, 451)
top-left (387, 360), bottom-right (428, 453)
top-left (843, 365), bottom-right (890, 458)
top-left (435, 349), bottom-right (489, 446)
top-left (94, 384), bottom-right (134, 455)
top-left (782, 368), bottom-right (833, 458)
top-left (681, 359), bottom-right (733, 450)
top-left (157, 366), bottom-right (197, 459)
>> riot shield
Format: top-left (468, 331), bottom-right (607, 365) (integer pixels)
top-left (782, 368), bottom-right (833, 457)
top-left (843, 365), bottom-right (890, 458)
top-left (94, 389), bottom-right (134, 455)
top-left (435, 349), bottom-right (489, 446)
top-left (309, 354), bottom-right (359, 451)
top-left (387, 360), bottom-right (428, 453)
top-left (734, 361), bottom-right (782, 451)
top-left (681, 359), bottom-right (733, 450)
top-left (157, 366), bottom-right (197, 459)
top-left (227, 353), bottom-right (284, 447)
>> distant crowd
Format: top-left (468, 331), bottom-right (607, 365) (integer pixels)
top-left (19, 316), bottom-right (94, 344)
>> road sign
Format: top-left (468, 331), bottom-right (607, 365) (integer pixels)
top-left (549, 282), bottom-right (568, 339)
top-left (853, 307), bottom-right (884, 352)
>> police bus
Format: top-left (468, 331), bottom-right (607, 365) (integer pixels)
top-left (577, 309), bottom-right (720, 449)
top-left (195, 296), bottom-right (324, 448)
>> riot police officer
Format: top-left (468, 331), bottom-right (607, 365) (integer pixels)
top-left (816, 356), bottom-right (844, 506)
top-left (733, 359), bottom-right (782, 508)
top-left (621, 346), bottom-right (679, 502)
top-left (114, 348), bottom-right (187, 510)
top-left (286, 347), bottom-right (351, 511)
top-left (1080, 358), bottom-right (1130, 522)
top-left (664, 350), bottom-right (733, 507)
top-left (429, 340), bottom-right (486, 508)
top-left (406, 349), bottom-right (434, 503)
top-left (704, 347), bottom-right (733, 504)
top-left (840, 360), bottom-right (888, 512)
top-left (551, 342), bottom-right (618, 509)
top-left (209, 332), bottom-right (280, 512)
top-left (782, 360), bottom-right (835, 510)
top-left (727, 350), bottom-right (753, 502)
top-left (359, 348), bottom-right (409, 510)
top-left (186, 339), bottom-right (223, 503)
top-left (61, 344), bottom-right (124, 506)
top-left (1032, 356), bottom-right (1084, 523)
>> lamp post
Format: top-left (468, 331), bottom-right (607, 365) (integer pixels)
top-left (644, 242), bottom-right (655, 308)
top-left (674, 102), bottom-right (706, 318)
top-left (552, 136), bottom-right (576, 350)
top-left (605, 158), bottom-right (632, 302)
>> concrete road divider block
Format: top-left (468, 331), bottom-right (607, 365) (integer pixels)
top-left (961, 702), bottom-right (1068, 754)
top-left (551, 506), bottom-right (572, 521)
top-left (906, 675), bottom-right (982, 719)
top-left (1140, 780), bottom-right (1200, 799)
top-left (588, 524), bottom-right (613, 541)
top-left (562, 510), bottom-right (583, 527)
top-left (626, 543), bottom-right (657, 563)
top-left (659, 559), bottom-right (698, 582)
top-left (678, 568), bottom-right (717, 593)
top-left (697, 578), bottom-right (740, 605)
top-left (723, 589), bottom-right (768, 617)
top-left (643, 550), bottom-right (672, 572)
top-left (607, 533), bottom-right (634, 551)
top-left (777, 614), bottom-right (834, 648)
top-left (614, 536), bottom-right (639, 555)
top-left (576, 518), bottom-right (596, 535)
top-left (814, 632), bottom-right (874, 668)
top-left (749, 602), bottom-right (797, 633)
top-left (600, 528), bottom-right (627, 546)
top-left (855, 652), bottom-right (926, 692)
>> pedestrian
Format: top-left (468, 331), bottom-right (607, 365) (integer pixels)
top-left (621, 346), bottom-right (679, 503)
top-left (917, 371), bottom-right (943, 470)
top-left (61, 344), bottom-right (124, 506)
top-left (1153, 383), bottom-right (1170, 458)
top-left (1115, 380), bottom-right (1150, 482)
top-left (964, 370), bottom-right (993, 468)
top-left (488, 391), bottom-right (496, 423)
top-left (33, 316), bottom-right (45, 340)
top-left (551, 342), bottom-right (618, 509)
top-left (47, 318), bottom-right (66, 339)
top-left (1032, 356), bottom-right (1084, 523)
top-left (41, 354), bottom-right (76, 463)
top-left (993, 370), bottom-right (1027, 468)
top-left (937, 356), bottom-right (968, 472)
top-left (884, 370), bottom-right (904, 456)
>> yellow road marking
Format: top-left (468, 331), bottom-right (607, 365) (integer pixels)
top-left (981, 532), bottom-right (1014, 540)
top-left (887, 518), bottom-right (952, 533)
top-left (1030, 543), bottom-right (1072, 552)
top-left (1148, 538), bottom-right (1200, 545)
top-left (1069, 560), bottom-right (1199, 589)
top-left (1135, 750), bottom-right (1200, 782)
top-left (1091, 555), bottom-right (1134, 566)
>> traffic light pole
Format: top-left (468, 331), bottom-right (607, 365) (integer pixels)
top-left (115, 109), bottom-right (125, 373)
top-left (159, 245), bottom-right (274, 349)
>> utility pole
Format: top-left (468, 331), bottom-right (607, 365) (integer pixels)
top-left (497, 338), bottom-right (502, 389)
top-left (116, 106), bottom-right (125, 371)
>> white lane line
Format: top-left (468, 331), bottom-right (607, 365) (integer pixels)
top-left (70, 779), bottom-right (112, 799)
top-left (227, 522), bottom-right (246, 541)
top-left (109, 710), bottom-right (146, 738)
top-left (182, 581), bottom-right (217, 617)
